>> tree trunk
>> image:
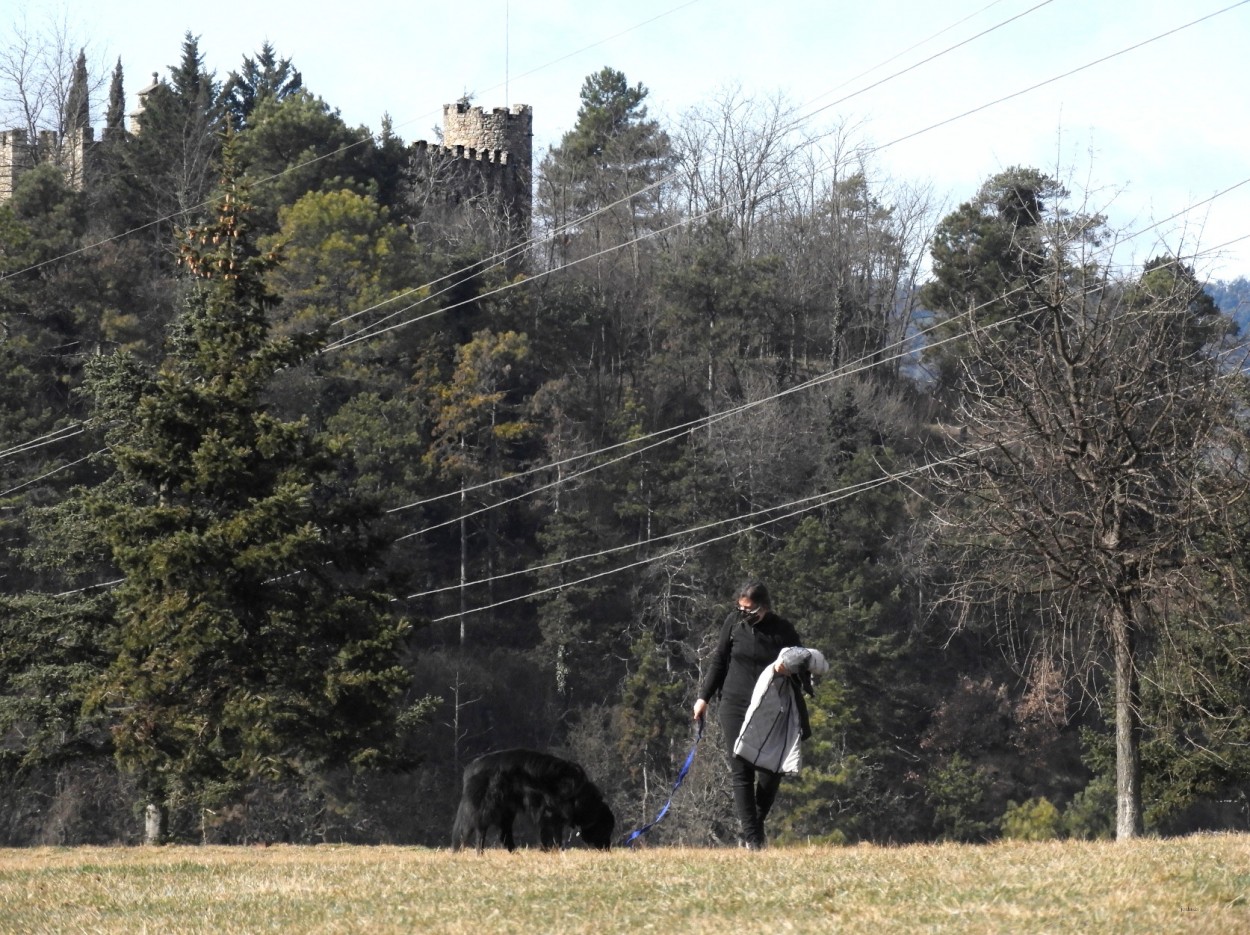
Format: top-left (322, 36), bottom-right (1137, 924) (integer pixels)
top-left (1112, 600), bottom-right (1143, 839)
top-left (144, 801), bottom-right (166, 845)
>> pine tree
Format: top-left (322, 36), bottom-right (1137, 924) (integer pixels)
top-left (105, 58), bottom-right (125, 134)
top-left (82, 143), bottom-right (412, 841)
top-left (536, 67), bottom-right (674, 273)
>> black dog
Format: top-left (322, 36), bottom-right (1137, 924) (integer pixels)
top-left (451, 749), bottom-right (615, 852)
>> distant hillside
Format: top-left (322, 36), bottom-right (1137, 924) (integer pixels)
top-left (1208, 276), bottom-right (1250, 332)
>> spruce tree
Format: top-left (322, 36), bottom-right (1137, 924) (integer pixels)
top-left (221, 41), bottom-right (303, 131)
top-left (83, 143), bottom-right (412, 841)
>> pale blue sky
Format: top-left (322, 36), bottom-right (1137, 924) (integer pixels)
top-left (8, 0), bottom-right (1250, 278)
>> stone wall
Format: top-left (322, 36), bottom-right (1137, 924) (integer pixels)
top-left (0, 127), bottom-right (93, 202)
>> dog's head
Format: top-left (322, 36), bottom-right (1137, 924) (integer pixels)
top-left (574, 794), bottom-right (615, 850)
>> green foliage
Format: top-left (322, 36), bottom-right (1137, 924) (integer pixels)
top-left (616, 637), bottom-right (688, 781)
top-left (773, 677), bottom-right (858, 844)
top-left (235, 91), bottom-right (377, 232)
top-left (564, 67), bottom-right (654, 161)
top-left (273, 189), bottom-right (417, 305)
top-left (1062, 774), bottom-right (1115, 840)
top-left (919, 166), bottom-right (1098, 393)
top-left (109, 33), bottom-right (223, 231)
top-left (1000, 797), bottom-right (1061, 841)
top-left (221, 42), bottom-right (303, 131)
top-left (0, 592), bottom-right (117, 777)
top-left (4, 163), bottom-right (88, 261)
top-left (423, 329), bottom-right (537, 482)
top-left (64, 49), bottom-right (90, 132)
top-left (1127, 256), bottom-right (1229, 354)
top-left (926, 753), bottom-right (995, 842)
top-left (652, 221), bottom-right (782, 407)
top-left (80, 158), bottom-right (412, 815)
top-left (1132, 605), bottom-right (1250, 832)
top-left (537, 65), bottom-right (674, 273)
top-left (105, 58), bottom-right (125, 132)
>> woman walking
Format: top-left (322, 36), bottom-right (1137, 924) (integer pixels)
top-left (692, 581), bottom-right (811, 849)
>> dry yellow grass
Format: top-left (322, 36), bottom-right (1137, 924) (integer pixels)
top-left (0, 835), bottom-right (1247, 934)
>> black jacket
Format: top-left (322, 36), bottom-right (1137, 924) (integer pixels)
top-left (698, 610), bottom-right (809, 718)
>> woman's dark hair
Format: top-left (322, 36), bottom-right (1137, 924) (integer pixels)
top-left (738, 581), bottom-right (771, 609)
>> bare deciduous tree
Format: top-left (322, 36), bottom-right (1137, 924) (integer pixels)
top-left (927, 233), bottom-right (1248, 838)
top-left (674, 86), bottom-right (811, 257)
top-left (0, 12), bottom-right (104, 154)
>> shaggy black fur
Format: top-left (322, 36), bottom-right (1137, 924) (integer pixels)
top-left (451, 749), bottom-right (615, 852)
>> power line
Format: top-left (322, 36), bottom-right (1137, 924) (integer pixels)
top-left (404, 475), bottom-right (907, 602)
top-left (0, 449), bottom-right (106, 498)
top-left (22, 239), bottom-right (1245, 609)
top-left (874, 0), bottom-right (1250, 152)
top-left (797, 0), bottom-right (1060, 127)
top-left (320, 0), bottom-right (1066, 351)
top-left (420, 445), bottom-right (986, 623)
top-left (4, 3), bottom-right (1247, 556)
top-left (0, 422), bottom-right (86, 463)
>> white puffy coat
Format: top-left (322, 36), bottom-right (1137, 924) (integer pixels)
top-left (732, 646), bottom-right (828, 774)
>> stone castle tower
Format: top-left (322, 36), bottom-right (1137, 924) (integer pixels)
top-left (410, 102), bottom-right (533, 236)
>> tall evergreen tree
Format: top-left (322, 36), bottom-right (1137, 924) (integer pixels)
top-left (221, 41), bottom-right (303, 131)
top-left (113, 33), bottom-right (223, 235)
top-left (234, 90), bottom-right (376, 235)
top-left (536, 67), bottom-right (675, 273)
top-left (63, 49), bottom-right (90, 133)
top-left (82, 144), bottom-right (414, 841)
top-left (105, 58), bottom-right (125, 134)
top-left (919, 167), bottom-right (1098, 396)
top-left (420, 329), bottom-right (539, 644)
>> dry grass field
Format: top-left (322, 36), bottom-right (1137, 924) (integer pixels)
top-left (0, 835), bottom-right (1247, 934)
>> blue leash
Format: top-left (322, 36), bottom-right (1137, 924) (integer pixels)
top-left (621, 719), bottom-right (705, 847)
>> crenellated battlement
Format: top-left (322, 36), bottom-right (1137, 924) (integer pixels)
top-left (441, 103), bottom-right (532, 166)
top-left (0, 127), bottom-right (94, 202)
top-left (0, 130), bottom-right (37, 202)
top-left (408, 102), bottom-right (533, 237)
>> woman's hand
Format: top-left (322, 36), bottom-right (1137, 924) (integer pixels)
top-left (692, 698), bottom-right (708, 721)
top-left (774, 662), bottom-right (789, 676)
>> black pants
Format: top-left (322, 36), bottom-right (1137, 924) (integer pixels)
top-left (722, 703), bottom-right (782, 846)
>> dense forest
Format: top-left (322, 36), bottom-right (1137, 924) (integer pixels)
top-left (2, 32), bottom-right (1249, 848)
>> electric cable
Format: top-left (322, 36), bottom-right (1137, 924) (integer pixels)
top-left (26, 237), bottom-right (1247, 608)
top-left (3, 3), bottom-right (1248, 590)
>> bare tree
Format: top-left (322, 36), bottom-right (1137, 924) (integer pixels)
top-left (674, 86), bottom-right (812, 256)
top-left (675, 91), bottom-right (937, 376)
top-left (926, 222), bottom-right (1249, 838)
top-left (0, 12), bottom-right (104, 154)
